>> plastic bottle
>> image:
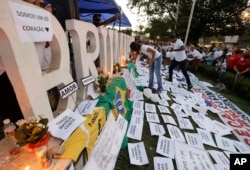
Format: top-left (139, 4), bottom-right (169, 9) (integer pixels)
top-left (2, 119), bottom-right (16, 142)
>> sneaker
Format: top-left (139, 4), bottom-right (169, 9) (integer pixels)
top-left (187, 85), bottom-right (193, 91)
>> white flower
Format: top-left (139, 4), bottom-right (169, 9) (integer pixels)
top-left (16, 119), bottom-right (27, 127)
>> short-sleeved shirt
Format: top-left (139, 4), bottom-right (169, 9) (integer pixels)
top-left (190, 49), bottom-right (202, 59)
top-left (172, 39), bottom-right (186, 61)
top-left (141, 45), bottom-right (161, 60)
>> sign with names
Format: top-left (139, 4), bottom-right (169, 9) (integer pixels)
top-left (74, 99), bottom-right (98, 115)
top-left (8, 1), bottom-right (53, 42)
top-left (48, 109), bottom-right (84, 140)
top-left (146, 113), bottom-right (160, 123)
top-left (174, 110), bottom-right (188, 118)
top-left (208, 150), bottom-right (229, 167)
top-left (175, 141), bottom-right (216, 170)
top-left (149, 123), bottom-right (166, 136)
top-left (81, 76), bottom-right (95, 86)
top-left (158, 100), bottom-right (169, 107)
top-left (126, 115), bottom-right (144, 141)
top-left (153, 157), bottom-right (174, 170)
top-left (128, 142), bottom-right (149, 165)
top-left (84, 114), bottom-right (128, 170)
top-left (158, 105), bottom-right (171, 114)
top-left (233, 141), bottom-right (250, 153)
top-left (191, 113), bottom-right (212, 129)
top-left (184, 132), bottom-right (204, 149)
top-left (209, 120), bottom-right (232, 136)
top-left (159, 94), bottom-right (171, 100)
top-left (167, 124), bottom-right (186, 143)
top-left (132, 109), bottom-right (144, 118)
top-left (176, 117), bottom-right (194, 130)
top-left (133, 101), bottom-right (144, 110)
top-left (59, 81), bottom-right (78, 99)
top-left (197, 128), bottom-right (217, 147)
top-left (214, 135), bottom-right (238, 153)
top-left (145, 103), bottom-right (156, 113)
top-left (156, 136), bottom-right (175, 159)
top-left (161, 115), bottom-right (177, 126)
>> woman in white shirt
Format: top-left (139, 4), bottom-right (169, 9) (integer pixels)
top-left (130, 42), bottom-right (163, 93)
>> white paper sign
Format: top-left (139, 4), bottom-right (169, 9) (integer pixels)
top-left (133, 101), bottom-right (144, 110)
top-left (132, 109), bottom-right (144, 118)
top-left (126, 115), bottom-right (144, 140)
top-left (210, 120), bottom-right (232, 136)
top-left (75, 99), bottom-right (98, 115)
top-left (84, 113), bottom-right (128, 170)
top-left (175, 141), bottom-right (216, 170)
top-left (208, 150), bottom-right (229, 167)
top-left (158, 100), bottom-right (169, 107)
top-left (149, 123), bottom-right (166, 136)
top-left (166, 124), bottom-right (186, 143)
top-left (157, 105), bottom-right (171, 114)
top-left (161, 115), bottom-right (177, 125)
top-left (48, 109), bottom-right (84, 140)
top-left (233, 141), bottom-right (250, 153)
top-left (145, 103), bottom-right (156, 113)
top-left (146, 113), bottom-right (160, 123)
top-left (156, 136), bottom-right (175, 159)
top-left (59, 82), bottom-right (78, 99)
top-left (176, 117), bottom-right (194, 130)
top-left (215, 135), bottom-right (238, 153)
top-left (8, 1), bottom-right (53, 42)
top-left (128, 142), bottom-right (149, 165)
top-left (197, 128), bottom-right (217, 147)
top-left (153, 157), bottom-right (174, 170)
top-left (184, 132), bottom-right (204, 149)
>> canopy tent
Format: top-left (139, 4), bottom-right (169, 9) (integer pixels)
top-left (77, 0), bottom-right (132, 27)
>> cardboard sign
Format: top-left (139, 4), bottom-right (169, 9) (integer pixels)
top-left (8, 1), bottom-right (53, 42)
top-left (81, 76), bottom-right (95, 86)
top-left (59, 81), bottom-right (78, 99)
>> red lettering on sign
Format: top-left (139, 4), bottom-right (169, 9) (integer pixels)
top-left (244, 138), bottom-right (250, 146)
top-left (235, 129), bottom-right (250, 137)
top-left (228, 121), bottom-right (242, 128)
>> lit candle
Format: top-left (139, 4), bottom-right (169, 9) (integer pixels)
top-left (116, 66), bottom-right (118, 73)
top-left (24, 165), bottom-right (30, 170)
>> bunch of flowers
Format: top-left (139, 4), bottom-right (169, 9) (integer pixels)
top-left (15, 116), bottom-right (49, 146)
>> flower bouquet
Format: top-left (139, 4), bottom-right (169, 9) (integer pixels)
top-left (15, 116), bottom-right (49, 149)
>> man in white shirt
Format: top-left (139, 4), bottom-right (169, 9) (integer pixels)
top-left (189, 45), bottom-right (202, 72)
top-left (168, 35), bottom-right (193, 91)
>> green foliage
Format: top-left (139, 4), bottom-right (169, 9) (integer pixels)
top-left (128, 0), bottom-right (250, 44)
top-left (97, 74), bottom-right (108, 88)
top-left (15, 117), bottom-right (48, 146)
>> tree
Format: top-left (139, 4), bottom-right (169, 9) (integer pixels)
top-left (128, 0), bottom-right (250, 45)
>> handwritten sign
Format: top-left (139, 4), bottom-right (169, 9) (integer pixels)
top-left (81, 76), bottom-right (95, 86)
top-left (8, 1), bottom-right (53, 42)
top-left (48, 109), bottom-right (84, 140)
top-left (84, 114), bottom-right (128, 170)
top-left (59, 81), bottom-right (78, 99)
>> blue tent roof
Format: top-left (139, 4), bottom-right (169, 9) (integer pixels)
top-left (78, 0), bottom-right (131, 27)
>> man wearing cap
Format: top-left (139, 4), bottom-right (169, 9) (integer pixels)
top-left (93, 13), bottom-right (121, 27)
top-left (168, 34), bottom-right (193, 91)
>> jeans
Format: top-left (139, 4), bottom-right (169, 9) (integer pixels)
top-left (148, 56), bottom-right (163, 91)
top-left (168, 59), bottom-right (192, 86)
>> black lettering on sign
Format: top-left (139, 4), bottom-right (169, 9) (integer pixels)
top-left (59, 82), bottom-right (78, 99)
top-left (81, 76), bottom-right (95, 86)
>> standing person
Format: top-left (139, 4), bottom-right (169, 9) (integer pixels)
top-left (189, 45), bottom-right (202, 72)
top-left (130, 42), bottom-right (163, 93)
top-left (168, 34), bottom-right (193, 91)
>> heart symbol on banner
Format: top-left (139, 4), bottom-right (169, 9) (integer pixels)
top-left (45, 27), bottom-right (49, 32)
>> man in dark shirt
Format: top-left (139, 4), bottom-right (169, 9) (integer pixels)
top-left (93, 13), bottom-right (121, 27)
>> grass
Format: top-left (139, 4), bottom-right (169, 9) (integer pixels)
top-left (115, 66), bottom-right (250, 169)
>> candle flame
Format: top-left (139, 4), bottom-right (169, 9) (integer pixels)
top-left (24, 166), bottom-right (30, 170)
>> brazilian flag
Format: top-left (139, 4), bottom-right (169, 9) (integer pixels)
top-left (96, 77), bottom-right (132, 148)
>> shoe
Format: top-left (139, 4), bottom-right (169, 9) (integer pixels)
top-left (187, 85), bottom-right (193, 91)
